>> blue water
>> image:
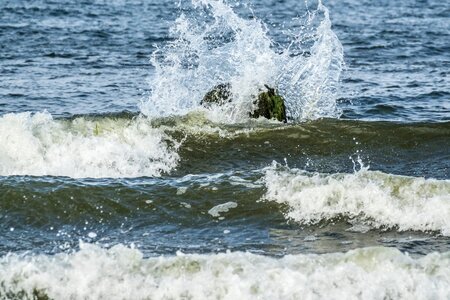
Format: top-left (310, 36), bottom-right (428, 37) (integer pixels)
top-left (0, 0), bottom-right (449, 299)
top-left (1, 0), bottom-right (448, 120)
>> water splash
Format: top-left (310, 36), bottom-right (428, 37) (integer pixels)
top-left (278, 1), bottom-right (344, 120)
top-left (140, 0), bottom-right (344, 123)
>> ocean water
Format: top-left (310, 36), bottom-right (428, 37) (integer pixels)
top-left (0, 0), bottom-right (449, 299)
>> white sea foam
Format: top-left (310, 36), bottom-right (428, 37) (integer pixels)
top-left (208, 201), bottom-right (238, 217)
top-left (0, 243), bottom-right (449, 300)
top-left (0, 112), bottom-right (179, 178)
top-left (140, 0), bottom-right (343, 122)
top-left (263, 164), bottom-right (450, 235)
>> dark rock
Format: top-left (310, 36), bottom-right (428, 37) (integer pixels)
top-left (201, 83), bottom-right (287, 122)
top-left (250, 85), bottom-right (287, 123)
top-left (201, 83), bottom-right (232, 107)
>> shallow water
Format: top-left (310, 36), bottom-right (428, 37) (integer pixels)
top-left (0, 0), bottom-right (449, 299)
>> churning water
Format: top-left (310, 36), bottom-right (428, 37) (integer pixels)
top-left (0, 0), bottom-right (449, 299)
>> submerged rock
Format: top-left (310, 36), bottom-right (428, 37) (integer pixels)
top-left (201, 84), bottom-right (287, 122)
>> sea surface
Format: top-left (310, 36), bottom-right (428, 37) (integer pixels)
top-left (0, 0), bottom-right (449, 299)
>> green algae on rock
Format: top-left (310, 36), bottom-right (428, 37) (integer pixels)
top-left (250, 85), bottom-right (287, 123)
top-left (201, 84), bottom-right (287, 122)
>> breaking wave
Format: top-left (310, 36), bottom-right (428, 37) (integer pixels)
top-left (263, 164), bottom-right (450, 235)
top-left (0, 112), bottom-right (179, 178)
top-left (0, 243), bottom-right (448, 300)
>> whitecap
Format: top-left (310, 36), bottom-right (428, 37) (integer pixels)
top-left (0, 112), bottom-right (180, 178)
top-left (263, 163), bottom-right (450, 235)
top-left (0, 244), bottom-right (448, 300)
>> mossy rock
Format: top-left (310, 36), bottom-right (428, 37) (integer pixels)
top-left (250, 85), bottom-right (287, 123)
top-left (201, 84), bottom-right (287, 122)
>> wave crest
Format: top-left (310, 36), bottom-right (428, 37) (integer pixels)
top-left (0, 244), bottom-right (449, 300)
top-left (0, 112), bottom-right (179, 178)
top-left (263, 164), bottom-right (450, 235)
